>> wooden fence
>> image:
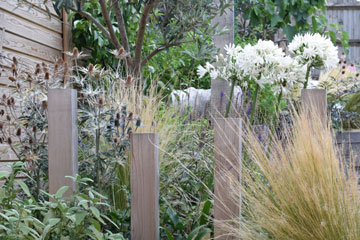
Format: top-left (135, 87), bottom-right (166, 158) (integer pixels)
top-left (0, 0), bottom-right (70, 167)
top-left (327, 0), bottom-right (360, 63)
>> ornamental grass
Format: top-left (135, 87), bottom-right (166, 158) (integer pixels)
top-left (219, 105), bottom-right (360, 240)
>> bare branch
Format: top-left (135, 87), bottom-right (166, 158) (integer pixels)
top-left (133, 0), bottom-right (158, 73)
top-left (141, 41), bottom-right (192, 67)
top-left (112, 0), bottom-right (130, 55)
top-left (99, 0), bottom-right (122, 49)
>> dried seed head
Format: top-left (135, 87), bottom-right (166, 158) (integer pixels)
top-left (342, 65), bottom-right (346, 69)
top-left (11, 64), bottom-right (17, 76)
top-left (0, 121), bottom-right (3, 130)
top-left (10, 97), bottom-right (14, 105)
top-left (73, 47), bottom-right (79, 58)
top-left (99, 98), bottom-right (104, 105)
top-left (344, 60), bottom-right (347, 64)
top-left (32, 126), bottom-right (37, 132)
top-left (42, 62), bottom-right (48, 73)
top-left (128, 112), bottom-right (133, 120)
top-left (54, 63), bottom-right (59, 72)
top-left (29, 137), bottom-right (33, 144)
top-left (339, 60), bottom-right (342, 64)
top-left (114, 138), bottom-right (118, 143)
top-left (2, 94), bottom-right (5, 100)
top-left (88, 64), bottom-right (94, 74)
top-left (6, 115), bottom-right (10, 121)
top-left (7, 99), bottom-right (11, 106)
top-left (342, 71), bottom-right (346, 75)
top-left (0, 138), bottom-right (3, 144)
top-left (116, 113), bottom-right (121, 119)
top-left (12, 56), bottom-right (18, 66)
top-left (56, 58), bottom-right (63, 65)
top-left (351, 64), bottom-right (355, 67)
top-left (117, 48), bottom-right (124, 58)
top-left (42, 100), bottom-right (47, 109)
top-left (16, 128), bottom-right (21, 137)
top-left (126, 75), bottom-right (132, 86)
top-left (45, 72), bottom-right (50, 80)
top-left (356, 73), bottom-right (359, 77)
top-left (80, 93), bottom-right (85, 98)
top-left (7, 137), bottom-right (12, 145)
top-left (35, 64), bottom-right (41, 75)
top-left (135, 117), bottom-right (141, 127)
top-left (114, 119), bottom-right (120, 127)
top-left (24, 146), bottom-right (28, 150)
top-left (8, 76), bottom-right (16, 82)
top-left (0, 109), bottom-right (4, 116)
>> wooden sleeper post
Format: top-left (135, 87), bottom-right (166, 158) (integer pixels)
top-left (214, 118), bottom-right (242, 239)
top-left (130, 133), bottom-right (159, 240)
top-left (48, 88), bottom-right (78, 197)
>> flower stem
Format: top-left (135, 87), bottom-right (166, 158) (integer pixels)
top-left (272, 89), bottom-right (283, 127)
top-left (249, 84), bottom-right (260, 125)
top-left (225, 77), bottom-right (237, 118)
top-left (303, 65), bottom-right (311, 89)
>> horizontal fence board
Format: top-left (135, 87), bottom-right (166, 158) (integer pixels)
top-left (25, 0), bottom-right (59, 16)
top-left (0, 0), bottom-right (62, 33)
top-left (0, 11), bottom-right (63, 51)
top-left (0, 49), bottom-right (52, 70)
top-left (2, 31), bottom-right (62, 63)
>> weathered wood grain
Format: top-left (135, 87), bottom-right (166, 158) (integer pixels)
top-left (214, 118), bottom-right (241, 240)
top-left (0, 0), bottom-right (62, 33)
top-left (0, 12), bottom-right (63, 50)
top-left (48, 88), bottom-right (78, 197)
top-left (301, 89), bottom-right (327, 125)
top-left (130, 133), bottom-right (159, 240)
top-left (2, 32), bottom-right (61, 62)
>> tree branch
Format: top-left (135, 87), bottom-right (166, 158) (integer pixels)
top-left (70, 7), bottom-right (113, 43)
top-left (133, 0), bottom-right (158, 73)
top-left (112, 0), bottom-right (130, 53)
top-left (99, 0), bottom-right (122, 49)
top-left (141, 41), bottom-right (192, 67)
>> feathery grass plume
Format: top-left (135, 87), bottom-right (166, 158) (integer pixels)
top-left (218, 104), bottom-right (360, 239)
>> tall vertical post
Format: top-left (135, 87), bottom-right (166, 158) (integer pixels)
top-left (48, 88), bottom-right (78, 196)
top-left (301, 89), bottom-right (327, 124)
top-left (214, 118), bottom-right (242, 239)
top-left (130, 133), bottom-right (159, 240)
top-left (211, 0), bottom-right (235, 118)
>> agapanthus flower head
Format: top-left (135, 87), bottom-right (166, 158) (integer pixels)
top-left (289, 33), bottom-right (339, 70)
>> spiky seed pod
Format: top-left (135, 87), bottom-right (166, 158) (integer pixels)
top-left (24, 146), bottom-right (28, 151)
top-left (2, 94), bottom-right (5, 100)
top-left (35, 64), bottom-right (41, 75)
top-left (44, 72), bottom-right (50, 80)
top-left (32, 126), bottom-right (37, 133)
top-left (73, 47), bottom-right (79, 58)
top-left (56, 58), bottom-right (63, 65)
top-left (16, 128), bottom-right (21, 137)
top-left (99, 98), bottom-right (104, 105)
top-left (135, 117), bottom-right (141, 127)
top-left (0, 138), bottom-right (3, 144)
top-left (88, 64), bottom-right (94, 74)
top-left (11, 64), bottom-right (17, 76)
top-left (8, 76), bottom-right (16, 82)
top-left (114, 119), bottom-right (120, 127)
top-left (29, 137), bottom-right (33, 144)
top-left (0, 109), bottom-right (4, 116)
top-left (7, 137), bottom-right (12, 145)
top-left (126, 75), bottom-right (132, 87)
top-left (128, 112), bottom-right (133, 120)
top-left (356, 73), bottom-right (359, 77)
top-left (339, 60), bottom-right (342, 64)
top-left (42, 62), bottom-right (48, 73)
top-left (344, 60), bottom-right (347, 64)
top-left (42, 100), bottom-right (47, 109)
top-left (12, 56), bottom-right (18, 66)
top-left (117, 48), bottom-right (124, 58)
top-left (54, 63), bottom-right (59, 72)
top-left (342, 71), bottom-right (346, 75)
top-left (0, 121), bottom-right (3, 130)
top-left (80, 93), bottom-right (85, 98)
top-left (114, 138), bottom-right (118, 143)
top-left (351, 64), bottom-right (355, 67)
top-left (6, 115), bottom-right (10, 121)
top-left (7, 99), bottom-right (11, 106)
top-left (116, 113), bottom-right (121, 119)
top-left (10, 97), bottom-right (14, 105)
top-left (342, 65), bottom-right (346, 69)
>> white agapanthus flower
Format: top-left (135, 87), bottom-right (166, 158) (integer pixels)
top-left (272, 56), bottom-right (306, 95)
top-left (288, 33), bottom-right (339, 70)
top-left (236, 40), bottom-right (285, 87)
